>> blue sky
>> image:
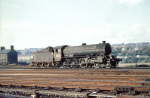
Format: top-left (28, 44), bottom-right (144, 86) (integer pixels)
top-left (0, 0), bottom-right (150, 49)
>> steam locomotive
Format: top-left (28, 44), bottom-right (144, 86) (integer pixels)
top-left (32, 41), bottom-right (121, 68)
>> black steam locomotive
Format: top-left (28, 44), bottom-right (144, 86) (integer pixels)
top-left (32, 41), bottom-right (121, 68)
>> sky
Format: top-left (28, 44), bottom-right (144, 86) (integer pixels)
top-left (0, 0), bottom-right (150, 49)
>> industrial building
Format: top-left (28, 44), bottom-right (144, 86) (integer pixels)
top-left (0, 45), bottom-right (18, 65)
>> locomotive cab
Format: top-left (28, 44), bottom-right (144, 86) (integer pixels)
top-left (53, 45), bottom-right (68, 66)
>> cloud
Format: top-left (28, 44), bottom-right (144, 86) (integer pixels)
top-left (116, 0), bottom-right (144, 6)
top-left (1, 20), bottom-right (150, 49)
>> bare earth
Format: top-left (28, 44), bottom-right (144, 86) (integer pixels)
top-left (0, 68), bottom-right (150, 91)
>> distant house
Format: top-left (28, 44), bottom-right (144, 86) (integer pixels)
top-left (0, 45), bottom-right (18, 65)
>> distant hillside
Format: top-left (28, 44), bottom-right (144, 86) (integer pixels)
top-left (112, 42), bottom-right (150, 63)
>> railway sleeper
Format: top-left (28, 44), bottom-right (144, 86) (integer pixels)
top-left (114, 86), bottom-right (150, 95)
top-left (0, 84), bottom-right (150, 97)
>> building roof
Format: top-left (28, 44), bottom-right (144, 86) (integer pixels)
top-left (0, 49), bottom-right (10, 54)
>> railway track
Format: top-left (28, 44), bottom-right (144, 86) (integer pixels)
top-left (0, 68), bottom-right (150, 98)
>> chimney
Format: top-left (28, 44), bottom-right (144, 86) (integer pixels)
top-left (11, 45), bottom-right (14, 50)
top-left (82, 43), bottom-right (86, 46)
top-left (0, 47), bottom-right (5, 51)
top-left (102, 41), bottom-right (106, 44)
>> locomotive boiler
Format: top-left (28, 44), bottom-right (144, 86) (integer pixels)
top-left (32, 41), bottom-right (120, 68)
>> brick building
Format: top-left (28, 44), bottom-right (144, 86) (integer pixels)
top-left (0, 45), bottom-right (18, 65)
